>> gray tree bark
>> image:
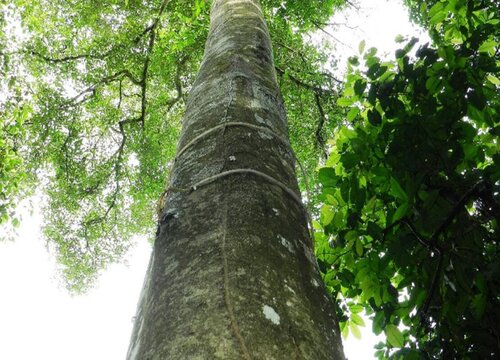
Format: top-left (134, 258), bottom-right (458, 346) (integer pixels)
top-left (127, 0), bottom-right (345, 358)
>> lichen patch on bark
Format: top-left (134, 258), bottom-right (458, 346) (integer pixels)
top-left (262, 304), bottom-right (281, 325)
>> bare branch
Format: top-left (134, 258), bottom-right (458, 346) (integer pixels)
top-left (117, 79), bottom-right (123, 109)
top-left (82, 116), bottom-right (140, 228)
top-left (345, 0), bottom-right (361, 10)
top-left (63, 69), bottom-right (142, 107)
top-left (134, 0), bottom-right (171, 127)
top-left (275, 66), bottom-right (336, 95)
top-left (430, 181), bottom-right (485, 247)
top-left (315, 21), bottom-right (359, 30)
top-left (311, 20), bottom-right (352, 48)
top-left (30, 49), bottom-right (112, 63)
top-left (165, 57), bottom-right (188, 111)
top-left (275, 41), bottom-right (308, 65)
top-left (314, 93), bottom-right (328, 159)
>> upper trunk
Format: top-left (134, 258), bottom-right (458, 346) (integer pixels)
top-left (127, 0), bottom-right (345, 358)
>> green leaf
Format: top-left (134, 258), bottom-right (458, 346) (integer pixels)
top-left (390, 177), bottom-right (408, 201)
top-left (486, 74), bottom-right (500, 85)
top-left (351, 312), bottom-right (366, 326)
top-left (467, 104), bottom-right (485, 124)
top-left (345, 230), bottom-right (358, 244)
top-left (355, 238), bottom-right (363, 256)
top-left (393, 203), bottom-right (409, 222)
top-left (478, 39), bottom-right (497, 54)
top-left (348, 56), bottom-right (360, 66)
top-left (318, 167), bottom-right (337, 187)
top-left (475, 273), bottom-right (486, 293)
top-left (367, 109), bottom-right (382, 126)
top-left (320, 205), bottom-right (334, 226)
top-left (425, 76), bottom-right (440, 93)
top-left (346, 107), bottom-right (359, 121)
top-left (395, 34), bottom-right (405, 43)
top-left (341, 321), bottom-right (349, 338)
top-left (11, 217), bottom-right (21, 228)
top-left (471, 293), bottom-right (487, 320)
top-left (354, 79), bottom-right (367, 96)
top-left (372, 312), bottom-right (385, 335)
top-left (350, 321), bottom-right (362, 339)
top-left (359, 40), bottom-right (366, 54)
top-left (367, 63), bottom-right (381, 79)
top-left (349, 303), bottom-right (364, 313)
top-left (385, 324), bottom-right (404, 348)
top-left (337, 97), bottom-right (354, 107)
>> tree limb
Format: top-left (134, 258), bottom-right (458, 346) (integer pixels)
top-left (165, 57), bottom-right (188, 111)
top-left (63, 69), bottom-right (142, 107)
top-left (314, 92), bottom-right (328, 159)
top-left (430, 181), bottom-right (484, 247)
top-left (30, 49), bottom-right (113, 63)
top-left (275, 66), bottom-right (336, 95)
top-left (135, 0), bottom-right (171, 127)
top-left (311, 20), bottom-right (352, 48)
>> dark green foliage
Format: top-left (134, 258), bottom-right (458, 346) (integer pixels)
top-left (317, 0), bottom-right (499, 358)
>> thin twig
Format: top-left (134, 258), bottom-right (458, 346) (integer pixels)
top-left (311, 20), bottom-right (352, 48)
top-left (275, 66), bottom-right (336, 95)
top-left (429, 181), bottom-right (484, 247)
top-left (63, 69), bottom-right (142, 107)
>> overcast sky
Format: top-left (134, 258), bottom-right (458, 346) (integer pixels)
top-left (0, 1), bottom-right (428, 359)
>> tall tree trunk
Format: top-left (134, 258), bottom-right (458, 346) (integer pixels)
top-left (127, 0), bottom-right (345, 358)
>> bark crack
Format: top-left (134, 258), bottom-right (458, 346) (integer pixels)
top-left (221, 198), bottom-right (252, 360)
top-left (289, 326), bottom-right (305, 360)
top-left (222, 78), bottom-right (235, 125)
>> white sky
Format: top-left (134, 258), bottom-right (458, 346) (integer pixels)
top-left (0, 1), bottom-right (428, 359)
top-left (0, 202), bottom-right (151, 360)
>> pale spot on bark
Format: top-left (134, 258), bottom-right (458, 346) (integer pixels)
top-left (254, 113), bottom-right (266, 124)
top-left (285, 284), bottom-right (296, 294)
top-left (262, 305), bottom-right (280, 325)
top-left (278, 234), bottom-right (295, 253)
top-left (258, 131), bottom-right (273, 140)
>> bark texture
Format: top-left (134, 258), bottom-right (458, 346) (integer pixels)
top-left (127, 0), bottom-right (345, 358)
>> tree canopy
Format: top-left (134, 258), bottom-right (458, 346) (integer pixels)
top-left (1, 0), bottom-right (343, 289)
top-left (1, 0), bottom-right (498, 358)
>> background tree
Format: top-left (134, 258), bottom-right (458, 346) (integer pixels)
top-left (317, 0), bottom-right (499, 358)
